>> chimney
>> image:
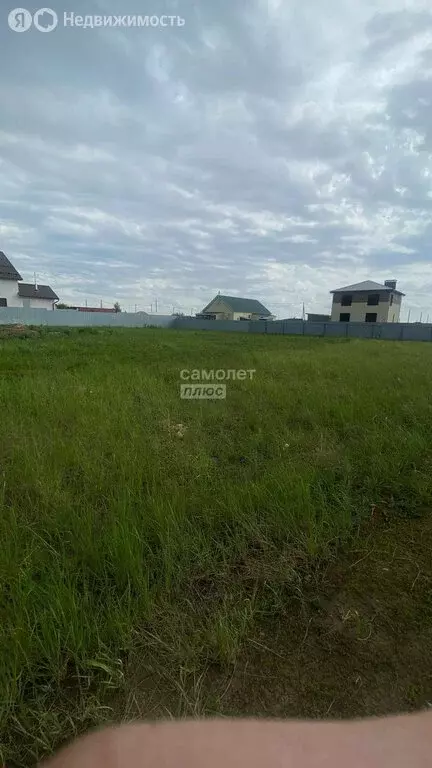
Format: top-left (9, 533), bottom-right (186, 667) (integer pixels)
top-left (384, 279), bottom-right (397, 290)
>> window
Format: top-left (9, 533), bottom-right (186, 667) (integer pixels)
top-left (341, 294), bottom-right (352, 306)
top-left (339, 313), bottom-right (350, 322)
top-left (0, 298), bottom-right (7, 307)
top-left (365, 313), bottom-right (377, 322)
top-left (367, 294), bottom-right (380, 306)
top-left (390, 294), bottom-right (394, 306)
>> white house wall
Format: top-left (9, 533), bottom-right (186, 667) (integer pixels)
top-left (0, 279), bottom-right (23, 307)
top-left (0, 280), bottom-right (55, 310)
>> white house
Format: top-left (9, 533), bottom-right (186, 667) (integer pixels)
top-left (0, 251), bottom-right (59, 310)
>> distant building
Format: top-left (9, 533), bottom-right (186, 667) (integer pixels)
top-left (199, 295), bottom-right (273, 321)
top-left (60, 306), bottom-right (116, 313)
top-left (330, 280), bottom-right (404, 323)
top-left (0, 251), bottom-right (58, 310)
top-left (307, 313), bottom-right (331, 322)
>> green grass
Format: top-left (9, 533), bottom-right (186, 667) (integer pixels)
top-left (1, 327), bottom-right (432, 764)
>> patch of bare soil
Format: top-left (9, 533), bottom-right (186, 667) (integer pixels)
top-left (121, 515), bottom-right (432, 721)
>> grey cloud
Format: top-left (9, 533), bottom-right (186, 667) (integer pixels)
top-left (0, 0), bottom-right (432, 316)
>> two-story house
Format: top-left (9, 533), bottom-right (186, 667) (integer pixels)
top-left (0, 251), bottom-right (59, 310)
top-left (330, 280), bottom-right (404, 323)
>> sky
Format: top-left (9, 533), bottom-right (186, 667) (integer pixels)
top-left (1, 0), bottom-right (432, 319)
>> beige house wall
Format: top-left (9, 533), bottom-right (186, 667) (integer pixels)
top-left (331, 292), bottom-right (402, 322)
top-left (203, 300), bottom-right (268, 321)
top-left (204, 298), bottom-right (233, 320)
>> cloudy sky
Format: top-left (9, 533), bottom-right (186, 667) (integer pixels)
top-left (1, 0), bottom-right (432, 318)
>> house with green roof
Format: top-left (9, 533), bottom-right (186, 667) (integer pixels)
top-left (198, 294), bottom-right (273, 321)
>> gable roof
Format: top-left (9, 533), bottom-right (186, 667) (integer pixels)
top-left (330, 280), bottom-right (405, 296)
top-left (203, 295), bottom-right (272, 315)
top-left (18, 283), bottom-right (59, 301)
top-left (0, 251), bottom-right (22, 281)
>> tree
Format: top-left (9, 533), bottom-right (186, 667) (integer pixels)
top-left (114, 302), bottom-right (121, 313)
top-left (56, 303), bottom-right (69, 309)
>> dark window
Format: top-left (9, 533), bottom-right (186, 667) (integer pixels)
top-left (367, 294), bottom-right (380, 306)
top-left (341, 294), bottom-right (352, 306)
top-left (0, 298), bottom-right (7, 307)
top-left (339, 313), bottom-right (350, 322)
top-left (365, 313), bottom-right (377, 322)
top-left (390, 294), bottom-right (394, 306)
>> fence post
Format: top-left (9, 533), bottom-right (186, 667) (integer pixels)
top-left (345, 322), bottom-right (348, 338)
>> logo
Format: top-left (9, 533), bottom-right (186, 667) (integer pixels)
top-left (8, 7), bottom-right (58, 32)
top-left (34, 8), bottom-right (58, 31)
top-left (8, 7), bottom-right (32, 31)
top-left (180, 384), bottom-right (226, 400)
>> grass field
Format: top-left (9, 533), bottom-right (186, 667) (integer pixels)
top-left (1, 326), bottom-right (432, 766)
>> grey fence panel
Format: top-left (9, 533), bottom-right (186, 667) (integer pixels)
top-left (140, 315), bottom-right (173, 328)
top-left (283, 321), bottom-right (304, 335)
top-left (266, 321), bottom-right (285, 334)
top-left (403, 325), bottom-right (432, 341)
top-left (322, 322), bottom-right (347, 337)
top-left (375, 324), bottom-right (401, 340)
top-left (303, 322), bottom-right (325, 336)
top-left (172, 318), bottom-right (249, 332)
top-left (249, 321), bottom-right (267, 334)
top-left (347, 322), bottom-right (374, 338)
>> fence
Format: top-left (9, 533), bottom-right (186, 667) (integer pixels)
top-left (1, 307), bottom-right (432, 341)
top-left (0, 307), bottom-right (173, 328)
top-left (172, 317), bottom-right (432, 341)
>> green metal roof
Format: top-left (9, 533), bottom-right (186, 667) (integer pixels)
top-left (203, 295), bottom-right (271, 315)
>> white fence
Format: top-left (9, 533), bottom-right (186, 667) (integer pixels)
top-left (0, 307), bottom-right (173, 328)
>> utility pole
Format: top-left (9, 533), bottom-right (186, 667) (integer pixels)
top-left (155, 298), bottom-right (158, 313)
top-left (407, 309), bottom-right (411, 323)
top-left (302, 302), bottom-right (305, 321)
top-left (150, 304), bottom-right (153, 313)
top-left (134, 304), bottom-right (137, 313)
top-left (420, 312), bottom-right (423, 323)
